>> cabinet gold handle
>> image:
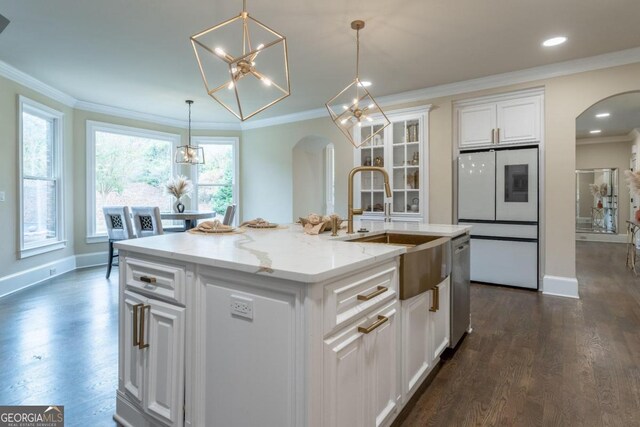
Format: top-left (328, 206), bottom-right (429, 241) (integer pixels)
top-left (496, 128), bottom-right (500, 143)
top-left (357, 286), bottom-right (388, 301)
top-left (358, 315), bottom-right (389, 334)
top-left (491, 129), bottom-right (495, 144)
top-left (132, 303), bottom-right (143, 347)
top-left (140, 276), bottom-right (156, 284)
top-left (430, 286), bottom-right (440, 312)
top-left (138, 305), bottom-right (150, 349)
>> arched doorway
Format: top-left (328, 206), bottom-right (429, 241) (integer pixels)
top-left (292, 136), bottom-right (335, 220)
top-left (575, 91), bottom-right (640, 242)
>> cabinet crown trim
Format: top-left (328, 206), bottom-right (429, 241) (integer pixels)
top-left (453, 88), bottom-right (544, 108)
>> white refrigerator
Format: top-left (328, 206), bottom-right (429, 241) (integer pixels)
top-left (457, 147), bottom-right (538, 289)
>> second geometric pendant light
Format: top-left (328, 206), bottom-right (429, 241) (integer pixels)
top-left (325, 20), bottom-right (390, 148)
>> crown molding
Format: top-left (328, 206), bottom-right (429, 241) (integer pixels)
top-left (2, 47), bottom-right (640, 132)
top-left (576, 129), bottom-right (638, 146)
top-left (379, 47), bottom-right (640, 107)
top-left (241, 107), bottom-right (329, 130)
top-left (75, 100), bottom-right (242, 131)
top-left (0, 59), bottom-right (76, 107)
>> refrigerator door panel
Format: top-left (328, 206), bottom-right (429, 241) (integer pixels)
top-left (496, 148), bottom-right (538, 222)
top-left (459, 222), bottom-right (537, 239)
top-left (458, 152), bottom-right (496, 220)
top-left (470, 238), bottom-right (538, 289)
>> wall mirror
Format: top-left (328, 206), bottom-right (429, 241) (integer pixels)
top-left (575, 168), bottom-right (618, 233)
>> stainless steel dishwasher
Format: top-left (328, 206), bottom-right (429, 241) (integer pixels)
top-left (449, 233), bottom-right (471, 349)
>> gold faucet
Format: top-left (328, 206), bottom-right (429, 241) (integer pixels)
top-left (347, 166), bottom-right (392, 234)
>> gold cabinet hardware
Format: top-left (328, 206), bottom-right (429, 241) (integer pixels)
top-left (358, 315), bottom-right (389, 334)
top-left (140, 276), bottom-right (157, 284)
top-left (496, 128), bottom-right (500, 143)
top-left (491, 129), bottom-right (495, 144)
top-left (357, 285), bottom-right (388, 301)
top-left (429, 286), bottom-right (440, 312)
top-left (138, 304), bottom-right (150, 349)
top-left (132, 303), bottom-right (143, 347)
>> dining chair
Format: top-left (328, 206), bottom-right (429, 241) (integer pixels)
top-left (222, 204), bottom-right (237, 225)
top-left (103, 206), bottom-right (135, 279)
top-left (131, 206), bottom-right (164, 238)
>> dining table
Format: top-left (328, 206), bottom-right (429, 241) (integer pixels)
top-left (160, 210), bottom-right (216, 231)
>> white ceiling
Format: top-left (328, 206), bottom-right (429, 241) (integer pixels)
top-left (576, 92), bottom-right (640, 139)
top-left (2, 0), bottom-right (640, 123)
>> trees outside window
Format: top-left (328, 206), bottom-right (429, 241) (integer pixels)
top-left (193, 138), bottom-right (239, 221)
top-left (87, 122), bottom-right (178, 238)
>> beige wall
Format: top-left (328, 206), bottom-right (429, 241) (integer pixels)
top-left (576, 140), bottom-right (632, 233)
top-left (0, 75), bottom-right (76, 278)
top-left (241, 118), bottom-right (350, 223)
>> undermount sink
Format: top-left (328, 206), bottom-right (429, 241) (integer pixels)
top-left (347, 233), bottom-right (451, 300)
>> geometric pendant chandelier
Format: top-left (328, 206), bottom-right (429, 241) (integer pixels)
top-left (325, 20), bottom-right (390, 148)
top-left (190, 0), bottom-right (291, 121)
top-left (175, 100), bottom-right (205, 165)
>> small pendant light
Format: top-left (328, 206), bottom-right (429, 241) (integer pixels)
top-left (175, 100), bottom-right (205, 165)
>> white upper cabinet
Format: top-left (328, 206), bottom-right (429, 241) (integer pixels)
top-left (496, 96), bottom-right (541, 144)
top-left (456, 89), bottom-right (543, 149)
top-left (458, 103), bottom-right (496, 148)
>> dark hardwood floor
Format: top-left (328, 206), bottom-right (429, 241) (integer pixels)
top-left (402, 241), bottom-right (640, 427)
top-left (1, 241), bottom-right (638, 426)
top-left (0, 266), bottom-right (119, 427)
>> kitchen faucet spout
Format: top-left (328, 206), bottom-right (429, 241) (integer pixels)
top-left (347, 166), bottom-right (391, 234)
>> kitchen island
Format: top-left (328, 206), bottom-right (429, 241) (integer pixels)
top-left (113, 221), bottom-right (470, 427)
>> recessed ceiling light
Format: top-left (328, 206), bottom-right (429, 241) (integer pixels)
top-left (589, 129), bottom-right (602, 134)
top-left (358, 81), bottom-right (372, 87)
top-left (542, 36), bottom-right (567, 47)
top-left (595, 112), bottom-right (610, 118)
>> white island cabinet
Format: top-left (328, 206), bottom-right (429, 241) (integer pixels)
top-left (113, 221), bottom-right (470, 427)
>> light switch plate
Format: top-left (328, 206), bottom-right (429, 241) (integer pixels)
top-left (0, 192), bottom-right (5, 202)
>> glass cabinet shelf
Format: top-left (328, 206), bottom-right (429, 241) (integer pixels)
top-left (354, 109), bottom-right (428, 220)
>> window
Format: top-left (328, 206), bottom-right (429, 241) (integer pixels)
top-left (192, 137), bottom-right (239, 223)
top-left (19, 97), bottom-right (65, 258)
top-left (86, 121), bottom-right (179, 241)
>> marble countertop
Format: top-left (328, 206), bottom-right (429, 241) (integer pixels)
top-left (115, 220), bottom-right (471, 283)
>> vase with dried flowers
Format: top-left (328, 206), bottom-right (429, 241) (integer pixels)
top-left (589, 183), bottom-right (608, 209)
top-left (624, 170), bottom-right (640, 221)
top-left (165, 175), bottom-right (193, 213)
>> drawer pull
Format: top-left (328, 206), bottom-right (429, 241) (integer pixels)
top-left (132, 303), bottom-right (143, 347)
top-left (429, 286), bottom-right (440, 312)
top-left (357, 286), bottom-right (388, 301)
top-left (139, 305), bottom-right (150, 349)
top-left (140, 276), bottom-right (157, 284)
top-left (358, 315), bottom-right (389, 334)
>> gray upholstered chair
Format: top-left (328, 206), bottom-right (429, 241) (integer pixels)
top-left (222, 204), bottom-right (237, 225)
top-left (103, 206), bottom-right (135, 279)
top-left (131, 206), bottom-right (164, 238)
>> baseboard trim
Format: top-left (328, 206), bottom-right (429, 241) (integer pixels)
top-left (542, 275), bottom-right (579, 299)
top-left (76, 251), bottom-right (107, 269)
top-left (576, 232), bottom-right (627, 243)
top-left (0, 256), bottom-right (77, 298)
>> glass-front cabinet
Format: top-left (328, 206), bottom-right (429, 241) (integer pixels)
top-left (354, 106), bottom-right (430, 222)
